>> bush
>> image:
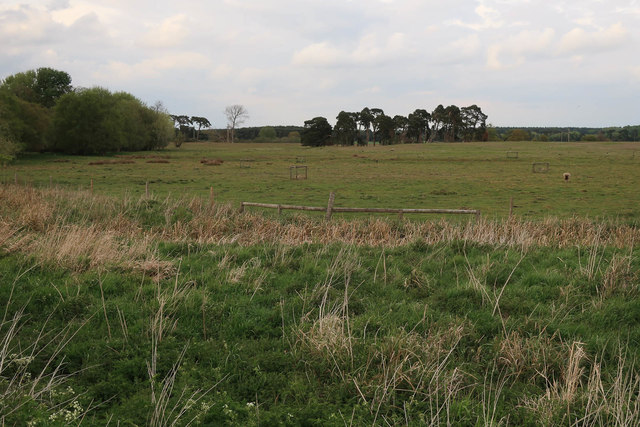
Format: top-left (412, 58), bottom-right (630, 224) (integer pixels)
top-left (51, 88), bottom-right (173, 155)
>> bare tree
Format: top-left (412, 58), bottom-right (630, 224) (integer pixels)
top-left (224, 105), bottom-right (248, 143)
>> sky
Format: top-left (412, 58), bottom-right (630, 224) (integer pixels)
top-left (1, 0), bottom-right (639, 128)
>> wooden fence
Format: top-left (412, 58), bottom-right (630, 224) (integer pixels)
top-left (240, 192), bottom-right (481, 221)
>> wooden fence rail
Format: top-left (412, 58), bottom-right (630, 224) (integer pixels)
top-left (240, 196), bottom-right (481, 221)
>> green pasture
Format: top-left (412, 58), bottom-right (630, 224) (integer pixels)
top-left (4, 141), bottom-right (640, 220)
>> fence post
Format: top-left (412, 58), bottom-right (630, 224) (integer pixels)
top-left (239, 202), bottom-right (245, 213)
top-left (325, 192), bottom-right (336, 221)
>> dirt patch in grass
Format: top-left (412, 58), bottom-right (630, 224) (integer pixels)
top-left (88, 160), bottom-right (135, 166)
top-left (115, 155), bottom-right (171, 160)
top-left (200, 159), bottom-right (224, 166)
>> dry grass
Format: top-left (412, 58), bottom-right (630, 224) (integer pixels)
top-left (521, 341), bottom-right (640, 426)
top-left (520, 341), bottom-right (587, 424)
top-left (0, 186), bottom-right (160, 273)
top-left (497, 331), bottom-right (565, 381)
top-left (600, 253), bottom-right (636, 298)
top-left (1, 185), bottom-right (639, 276)
top-left (358, 324), bottom-right (467, 425)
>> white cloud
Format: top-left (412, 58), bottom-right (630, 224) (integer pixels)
top-left (93, 52), bottom-right (212, 81)
top-left (0, 4), bottom-right (60, 44)
top-left (292, 32), bottom-right (411, 67)
top-left (360, 86), bottom-right (382, 94)
top-left (437, 34), bottom-right (482, 64)
top-left (139, 14), bottom-right (190, 48)
top-left (449, 4), bottom-right (504, 30)
top-left (558, 23), bottom-right (630, 54)
top-left (487, 28), bottom-right (555, 69)
top-left (291, 42), bottom-right (348, 67)
top-left (50, 1), bottom-right (119, 27)
top-left (210, 64), bottom-right (233, 79)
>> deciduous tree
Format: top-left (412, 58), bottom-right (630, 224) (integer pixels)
top-left (393, 115), bottom-right (408, 143)
top-left (374, 114), bottom-right (395, 145)
top-left (301, 117), bottom-right (332, 146)
top-left (334, 111), bottom-right (358, 146)
top-left (407, 109), bottom-right (430, 143)
top-left (1, 67), bottom-right (72, 108)
top-left (52, 87), bottom-right (172, 154)
top-left (443, 105), bottom-right (462, 142)
top-left (359, 107), bottom-right (373, 145)
top-left (369, 108), bottom-right (384, 145)
top-left (461, 105), bottom-right (488, 141)
top-left (429, 104), bottom-right (446, 142)
top-left (224, 105), bottom-right (248, 143)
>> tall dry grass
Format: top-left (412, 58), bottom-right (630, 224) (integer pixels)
top-left (521, 341), bottom-right (640, 426)
top-left (1, 185), bottom-right (639, 259)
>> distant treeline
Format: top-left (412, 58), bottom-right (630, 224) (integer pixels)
top-left (203, 126), bottom-right (303, 143)
top-left (491, 126), bottom-right (640, 142)
top-left (301, 105), bottom-right (489, 147)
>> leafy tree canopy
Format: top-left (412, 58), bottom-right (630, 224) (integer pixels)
top-left (301, 117), bottom-right (332, 147)
top-left (52, 87), bottom-right (173, 155)
top-left (1, 67), bottom-right (72, 108)
top-left (258, 126), bottom-right (277, 140)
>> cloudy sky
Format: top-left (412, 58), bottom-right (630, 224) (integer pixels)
top-left (1, 0), bottom-right (639, 128)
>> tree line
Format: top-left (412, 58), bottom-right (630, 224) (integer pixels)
top-left (203, 125), bottom-right (302, 143)
top-left (0, 68), bottom-right (205, 158)
top-left (490, 126), bottom-right (640, 142)
top-left (301, 105), bottom-right (489, 147)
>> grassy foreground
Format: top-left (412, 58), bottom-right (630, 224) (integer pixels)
top-left (1, 185), bottom-right (640, 425)
top-left (3, 140), bottom-right (640, 221)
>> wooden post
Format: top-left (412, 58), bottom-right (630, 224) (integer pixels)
top-left (239, 202), bottom-right (245, 213)
top-left (509, 197), bottom-right (514, 218)
top-left (475, 211), bottom-right (481, 222)
top-left (209, 186), bottom-right (214, 207)
top-left (145, 181), bottom-right (149, 198)
top-left (325, 192), bottom-right (336, 221)
top-left (277, 204), bottom-right (282, 216)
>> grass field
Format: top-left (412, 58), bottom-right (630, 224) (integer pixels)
top-left (1, 141), bottom-right (640, 425)
top-left (3, 141), bottom-right (640, 221)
